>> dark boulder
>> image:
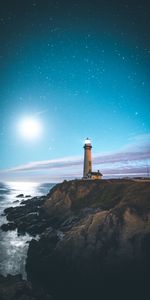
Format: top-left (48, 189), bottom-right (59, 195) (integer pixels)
top-left (16, 194), bottom-right (24, 198)
top-left (13, 200), bottom-right (19, 204)
top-left (1, 222), bottom-right (17, 231)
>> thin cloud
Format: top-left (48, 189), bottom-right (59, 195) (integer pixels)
top-left (35, 109), bottom-right (48, 116)
top-left (2, 156), bottom-right (82, 173)
top-left (0, 136), bottom-right (149, 181)
top-left (1, 140), bottom-right (149, 173)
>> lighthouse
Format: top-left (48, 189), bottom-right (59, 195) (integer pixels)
top-left (83, 138), bottom-right (92, 178)
top-left (83, 138), bottom-right (103, 180)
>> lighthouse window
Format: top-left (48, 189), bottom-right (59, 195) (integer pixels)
top-left (89, 162), bottom-right (91, 167)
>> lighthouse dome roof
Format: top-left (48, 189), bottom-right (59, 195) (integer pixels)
top-left (84, 138), bottom-right (91, 144)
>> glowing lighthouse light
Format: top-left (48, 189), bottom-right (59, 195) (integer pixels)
top-left (84, 138), bottom-right (91, 145)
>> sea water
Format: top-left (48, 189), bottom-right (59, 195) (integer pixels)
top-left (0, 182), bottom-right (55, 278)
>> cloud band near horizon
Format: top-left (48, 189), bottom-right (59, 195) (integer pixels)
top-left (0, 136), bottom-right (150, 181)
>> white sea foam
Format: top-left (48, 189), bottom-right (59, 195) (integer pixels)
top-left (0, 182), bottom-right (55, 278)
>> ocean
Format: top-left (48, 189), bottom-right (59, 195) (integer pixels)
top-left (0, 181), bottom-right (55, 278)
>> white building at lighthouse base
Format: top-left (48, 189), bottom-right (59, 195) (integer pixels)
top-left (84, 170), bottom-right (103, 180)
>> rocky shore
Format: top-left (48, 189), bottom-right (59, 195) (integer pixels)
top-left (1, 196), bottom-right (49, 236)
top-left (1, 179), bottom-right (150, 299)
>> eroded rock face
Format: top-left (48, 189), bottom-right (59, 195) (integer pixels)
top-left (26, 180), bottom-right (150, 299)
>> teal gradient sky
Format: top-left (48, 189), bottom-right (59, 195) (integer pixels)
top-left (0, 0), bottom-right (150, 181)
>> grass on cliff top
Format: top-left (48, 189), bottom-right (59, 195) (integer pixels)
top-left (70, 180), bottom-right (150, 213)
top-left (71, 180), bottom-right (130, 211)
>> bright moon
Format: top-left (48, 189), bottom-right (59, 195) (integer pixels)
top-left (18, 117), bottom-right (42, 139)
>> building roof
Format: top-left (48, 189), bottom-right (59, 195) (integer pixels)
top-left (88, 171), bottom-right (103, 176)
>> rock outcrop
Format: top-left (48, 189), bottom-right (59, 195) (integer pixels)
top-left (2, 179), bottom-right (150, 299)
top-left (1, 196), bottom-right (50, 235)
top-left (27, 179), bottom-right (150, 299)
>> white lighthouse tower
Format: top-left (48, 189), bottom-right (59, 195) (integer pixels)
top-left (83, 138), bottom-right (92, 178)
top-left (83, 138), bottom-right (103, 180)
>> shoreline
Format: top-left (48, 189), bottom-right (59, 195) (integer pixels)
top-left (0, 179), bottom-right (150, 299)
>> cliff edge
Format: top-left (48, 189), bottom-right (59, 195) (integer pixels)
top-left (25, 179), bottom-right (150, 300)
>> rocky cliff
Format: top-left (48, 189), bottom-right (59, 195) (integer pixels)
top-left (2, 179), bottom-right (150, 300)
top-left (27, 179), bottom-right (150, 299)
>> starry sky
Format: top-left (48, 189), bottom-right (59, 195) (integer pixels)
top-left (0, 0), bottom-right (150, 181)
